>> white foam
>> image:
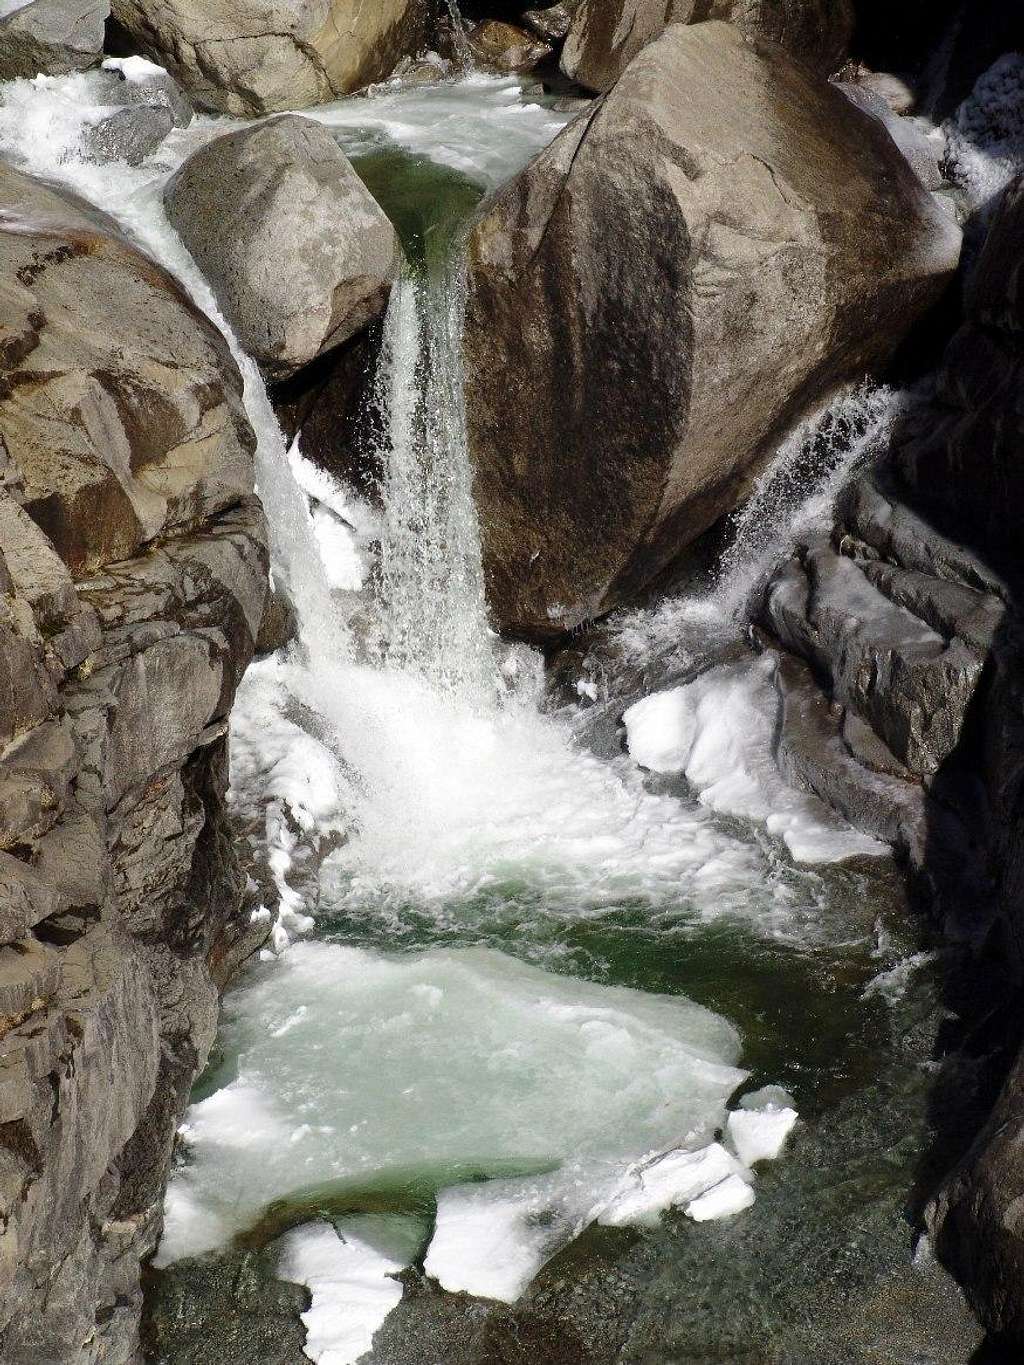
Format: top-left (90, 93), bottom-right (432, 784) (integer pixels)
top-left (946, 53), bottom-right (1024, 211)
top-left (623, 657), bottom-right (888, 865)
top-left (278, 1221), bottom-right (405, 1365)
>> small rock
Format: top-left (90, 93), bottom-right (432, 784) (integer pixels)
top-left (467, 20), bottom-right (553, 74)
top-left (79, 102), bottom-right (175, 166)
top-left (523, 2), bottom-right (577, 43)
top-left (164, 115), bottom-right (401, 380)
top-left (101, 55), bottom-right (194, 127)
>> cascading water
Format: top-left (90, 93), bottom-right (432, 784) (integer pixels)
top-left (0, 59), bottom-right (955, 1365)
top-left (371, 266), bottom-right (495, 699)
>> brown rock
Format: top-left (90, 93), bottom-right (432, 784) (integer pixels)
top-left (562, 0), bottom-right (855, 92)
top-left (465, 22), bottom-right (961, 640)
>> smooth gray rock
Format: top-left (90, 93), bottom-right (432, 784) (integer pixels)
top-left (562, 0), bottom-right (855, 93)
top-left (165, 115), bottom-right (402, 381)
top-left (110, 0), bottom-right (428, 115)
top-left (0, 0), bottom-right (108, 80)
top-left (464, 21), bottom-right (962, 640)
top-left (80, 101), bottom-right (175, 166)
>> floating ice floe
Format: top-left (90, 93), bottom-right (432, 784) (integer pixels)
top-left (157, 943), bottom-right (800, 1362)
top-left (726, 1085), bottom-right (799, 1168)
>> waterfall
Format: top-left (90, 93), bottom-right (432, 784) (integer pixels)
top-left (609, 384), bottom-right (898, 670)
top-left (442, 0), bottom-right (474, 71)
top-left (371, 265), bottom-right (496, 703)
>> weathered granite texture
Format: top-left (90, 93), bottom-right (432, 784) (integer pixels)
top-left (751, 173), bottom-right (1024, 1343)
top-left (0, 163), bottom-right (269, 1363)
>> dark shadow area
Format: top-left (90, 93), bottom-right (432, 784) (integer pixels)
top-left (853, 168), bottom-right (1024, 1353)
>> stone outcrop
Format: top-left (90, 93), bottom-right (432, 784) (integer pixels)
top-left (464, 21), bottom-right (962, 641)
top-left (523, 2), bottom-right (578, 44)
top-left (0, 164), bottom-right (269, 1362)
top-left (0, 0), bottom-right (108, 80)
top-left (466, 20), bottom-right (553, 73)
top-left (743, 173), bottom-right (1024, 1343)
top-left (561, 0), bottom-right (854, 93)
top-left (109, 0), bottom-right (427, 115)
top-left (165, 115), bottom-right (401, 381)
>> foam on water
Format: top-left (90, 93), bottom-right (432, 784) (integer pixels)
top-left (945, 52), bottom-right (1024, 211)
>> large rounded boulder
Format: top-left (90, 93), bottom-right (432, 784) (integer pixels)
top-left (464, 21), bottom-right (962, 641)
top-left (0, 0), bottom-right (108, 80)
top-left (165, 115), bottom-right (401, 381)
top-left (110, 0), bottom-right (427, 115)
top-left (561, 0), bottom-right (854, 93)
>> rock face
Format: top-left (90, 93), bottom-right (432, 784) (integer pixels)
top-left (0, 0), bottom-right (108, 79)
top-left (835, 82), bottom-right (945, 190)
top-left (464, 21), bottom-right (962, 641)
top-left (744, 173), bottom-right (1024, 1342)
top-left (466, 19), bottom-right (553, 73)
top-left (0, 164), bottom-right (269, 1362)
top-left (109, 0), bottom-right (427, 115)
top-left (561, 0), bottom-right (854, 93)
top-left (165, 115), bottom-right (401, 382)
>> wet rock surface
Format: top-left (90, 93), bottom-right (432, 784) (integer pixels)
top-left (464, 20), bottom-right (961, 641)
top-left (0, 168), bottom-right (269, 1362)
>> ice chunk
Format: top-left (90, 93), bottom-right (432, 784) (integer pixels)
top-left (425, 1176), bottom-right (580, 1302)
top-left (623, 657), bottom-right (888, 865)
top-left (278, 1220), bottom-right (406, 1365)
top-left (726, 1086), bottom-right (799, 1167)
top-left (101, 55), bottom-right (167, 83)
top-left (686, 1173), bottom-right (756, 1221)
top-left (598, 1143), bottom-right (748, 1228)
top-left (158, 942), bottom-right (746, 1287)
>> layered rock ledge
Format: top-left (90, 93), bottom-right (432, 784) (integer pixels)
top-left (0, 164), bottom-right (269, 1363)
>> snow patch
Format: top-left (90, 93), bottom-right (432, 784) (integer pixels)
top-left (278, 1221), bottom-right (405, 1365)
top-left (623, 656), bottom-right (888, 865)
